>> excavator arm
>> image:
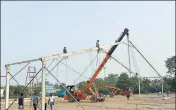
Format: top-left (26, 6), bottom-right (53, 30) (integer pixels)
top-left (99, 84), bottom-right (119, 97)
top-left (99, 84), bottom-right (118, 89)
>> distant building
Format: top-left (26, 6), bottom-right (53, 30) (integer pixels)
top-left (46, 86), bottom-right (54, 94)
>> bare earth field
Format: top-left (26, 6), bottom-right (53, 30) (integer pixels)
top-left (1, 94), bottom-right (175, 110)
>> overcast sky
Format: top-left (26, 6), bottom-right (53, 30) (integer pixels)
top-left (1, 1), bottom-right (175, 86)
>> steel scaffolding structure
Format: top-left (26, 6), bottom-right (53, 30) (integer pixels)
top-left (4, 37), bottom-right (164, 110)
top-left (5, 42), bottom-right (131, 110)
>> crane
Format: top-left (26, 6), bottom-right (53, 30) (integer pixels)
top-left (64, 28), bottom-right (129, 102)
top-left (99, 84), bottom-right (119, 98)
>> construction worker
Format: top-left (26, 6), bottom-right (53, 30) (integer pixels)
top-left (166, 85), bottom-right (170, 97)
top-left (18, 93), bottom-right (24, 110)
top-left (63, 47), bottom-right (68, 59)
top-left (45, 94), bottom-right (48, 110)
top-left (32, 92), bottom-right (39, 110)
top-left (48, 93), bottom-right (55, 110)
top-left (96, 40), bottom-right (101, 65)
top-left (96, 40), bottom-right (100, 53)
top-left (125, 88), bottom-right (130, 100)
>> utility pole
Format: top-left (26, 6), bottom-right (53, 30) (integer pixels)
top-left (138, 73), bottom-right (141, 97)
top-left (41, 59), bottom-right (46, 110)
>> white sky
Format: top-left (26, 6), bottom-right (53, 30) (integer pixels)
top-left (1, 1), bottom-right (175, 86)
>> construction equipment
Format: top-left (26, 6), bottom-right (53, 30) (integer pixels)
top-left (99, 84), bottom-right (133, 97)
top-left (99, 84), bottom-right (119, 97)
top-left (56, 89), bottom-right (66, 98)
top-left (64, 28), bottom-right (129, 103)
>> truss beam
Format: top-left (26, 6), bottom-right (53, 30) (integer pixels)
top-left (43, 42), bottom-right (130, 61)
top-left (6, 58), bottom-right (41, 66)
top-left (6, 42), bottom-right (132, 67)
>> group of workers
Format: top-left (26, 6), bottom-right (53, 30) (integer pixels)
top-left (18, 92), bottom-right (55, 110)
top-left (63, 40), bottom-right (101, 56)
top-left (18, 40), bottom-right (131, 110)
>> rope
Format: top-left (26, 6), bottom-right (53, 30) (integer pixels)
top-left (98, 52), bottom-right (102, 67)
top-left (96, 52), bottom-right (100, 67)
top-left (100, 48), bottom-right (141, 92)
top-left (61, 62), bottom-right (88, 80)
top-left (75, 53), bottom-right (98, 84)
top-left (130, 44), bottom-right (141, 95)
top-left (129, 41), bottom-right (164, 96)
top-left (90, 51), bottom-right (95, 76)
top-left (129, 41), bottom-right (162, 78)
top-left (127, 36), bottom-right (132, 77)
top-left (97, 51), bottom-right (103, 79)
top-left (130, 43), bottom-right (140, 75)
top-left (65, 58), bottom-right (68, 85)
top-left (45, 58), bottom-right (64, 77)
top-left (100, 52), bottom-right (106, 79)
top-left (101, 49), bottom-right (136, 76)
top-left (101, 47), bottom-right (157, 94)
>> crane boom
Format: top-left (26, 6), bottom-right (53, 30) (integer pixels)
top-left (84, 28), bottom-right (129, 89)
top-left (64, 28), bottom-right (129, 103)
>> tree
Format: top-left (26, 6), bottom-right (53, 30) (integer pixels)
top-left (104, 74), bottom-right (119, 85)
top-left (33, 86), bottom-right (41, 94)
top-left (4, 85), bottom-right (30, 98)
top-left (46, 81), bottom-right (50, 85)
top-left (128, 76), bottom-right (138, 93)
top-left (77, 81), bottom-right (87, 89)
top-left (59, 83), bottom-right (66, 89)
top-left (38, 80), bottom-right (53, 86)
top-left (165, 56), bottom-right (175, 76)
top-left (118, 72), bottom-right (129, 80)
top-left (149, 79), bottom-right (162, 93)
top-left (95, 78), bottom-right (105, 87)
top-left (140, 77), bottom-right (151, 93)
top-left (164, 56), bottom-right (176, 91)
top-left (54, 83), bottom-right (60, 89)
top-left (116, 72), bottom-right (130, 90)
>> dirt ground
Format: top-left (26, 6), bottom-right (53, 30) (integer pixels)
top-left (1, 94), bottom-right (175, 110)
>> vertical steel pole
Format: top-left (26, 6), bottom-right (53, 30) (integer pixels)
top-left (138, 75), bottom-right (141, 96)
top-left (5, 65), bottom-right (10, 110)
top-left (41, 59), bottom-right (46, 110)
